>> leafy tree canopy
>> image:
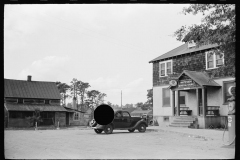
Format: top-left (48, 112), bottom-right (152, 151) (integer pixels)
top-left (174, 4), bottom-right (235, 77)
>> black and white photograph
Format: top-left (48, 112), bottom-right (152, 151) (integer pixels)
top-left (4, 3), bottom-right (235, 159)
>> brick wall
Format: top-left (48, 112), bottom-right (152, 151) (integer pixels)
top-left (152, 49), bottom-right (235, 87)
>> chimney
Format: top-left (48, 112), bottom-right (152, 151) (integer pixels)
top-left (72, 97), bottom-right (77, 110)
top-left (27, 75), bottom-right (32, 82)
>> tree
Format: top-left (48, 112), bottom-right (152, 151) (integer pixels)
top-left (86, 90), bottom-right (101, 108)
top-left (56, 81), bottom-right (70, 106)
top-left (174, 4), bottom-right (235, 77)
top-left (146, 89), bottom-right (153, 107)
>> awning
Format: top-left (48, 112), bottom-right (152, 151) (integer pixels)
top-left (5, 103), bottom-right (67, 112)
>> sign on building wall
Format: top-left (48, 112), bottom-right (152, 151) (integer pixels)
top-left (171, 74), bottom-right (200, 90)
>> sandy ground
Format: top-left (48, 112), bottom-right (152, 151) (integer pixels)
top-left (4, 129), bottom-right (235, 159)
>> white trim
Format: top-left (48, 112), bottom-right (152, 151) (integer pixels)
top-left (159, 60), bottom-right (173, 77)
top-left (205, 50), bottom-right (224, 70)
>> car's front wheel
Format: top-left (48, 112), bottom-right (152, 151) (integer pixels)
top-left (94, 129), bottom-right (103, 134)
top-left (128, 129), bottom-right (135, 132)
top-left (138, 123), bottom-right (146, 133)
top-left (104, 125), bottom-right (113, 134)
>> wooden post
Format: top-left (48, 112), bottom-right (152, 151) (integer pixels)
top-left (202, 87), bottom-right (207, 128)
top-left (172, 90), bottom-right (175, 116)
top-left (196, 88), bottom-right (199, 116)
top-left (202, 87), bottom-right (206, 117)
top-left (176, 90), bottom-right (180, 116)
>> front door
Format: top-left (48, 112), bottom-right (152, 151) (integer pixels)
top-left (113, 111), bottom-right (123, 128)
top-left (121, 111), bottom-right (132, 128)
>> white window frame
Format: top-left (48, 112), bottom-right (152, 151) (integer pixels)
top-left (159, 60), bottom-right (173, 77)
top-left (205, 50), bottom-right (224, 70)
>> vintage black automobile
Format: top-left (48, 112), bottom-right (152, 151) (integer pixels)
top-left (90, 110), bottom-right (148, 134)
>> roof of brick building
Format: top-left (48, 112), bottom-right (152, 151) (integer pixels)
top-left (149, 43), bottom-right (218, 63)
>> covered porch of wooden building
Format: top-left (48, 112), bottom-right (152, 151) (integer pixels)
top-left (168, 70), bottom-right (226, 129)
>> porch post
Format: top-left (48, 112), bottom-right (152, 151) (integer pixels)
top-left (202, 87), bottom-right (207, 128)
top-left (176, 90), bottom-right (180, 116)
top-left (196, 88), bottom-right (199, 116)
top-left (172, 90), bottom-right (175, 116)
top-left (202, 87), bottom-right (206, 117)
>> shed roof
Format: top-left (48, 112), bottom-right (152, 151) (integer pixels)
top-left (149, 43), bottom-right (218, 63)
top-left (5, 103), bottom-right (67, 112)
top-left (4, 79), bottom-right (61, 99)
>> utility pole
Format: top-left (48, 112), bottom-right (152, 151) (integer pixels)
top-left (121, 90), bottom-right (122, 110)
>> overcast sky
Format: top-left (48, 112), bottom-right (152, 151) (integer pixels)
top-left (4, 4), bottom-right (203, 106)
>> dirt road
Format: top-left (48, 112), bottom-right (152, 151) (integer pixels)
top-left (4, 129), bottom-right (235, 159)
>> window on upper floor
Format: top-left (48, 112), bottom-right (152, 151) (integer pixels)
top-left (159, 60), bottom-right (172, 77)
top-left (205, 50), bottom-right (224, 70)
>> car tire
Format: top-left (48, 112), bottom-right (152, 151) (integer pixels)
top-left (94, 129), bottom-right (103, 134)
top-left (128, 129), bottom-right (135, 132)
top-left (104, 125), bottom-right (113, 134)
top-left (138, 123), bottom-right (146, 133)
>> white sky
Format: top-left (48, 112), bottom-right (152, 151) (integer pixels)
top-left (4, 4), bottom-right (203, 106)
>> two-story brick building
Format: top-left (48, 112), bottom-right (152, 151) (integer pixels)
top-left (149, 42), bottom-right (235, 129)
top-left (4, 76), bottom-right (68, 128)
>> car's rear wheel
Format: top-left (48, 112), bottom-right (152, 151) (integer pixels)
top-left (104, 125), bottom-right (113, 134)
top-left (128, 129), bottom-right (135, 132)
top-left (94, 129), bottom-right (103, 134)
top-left (138, 123), bottom-right (146, 133)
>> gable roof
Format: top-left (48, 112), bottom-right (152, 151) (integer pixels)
top-left (169, 70), bottom-right (221, 90)
top-left (4, 79), bottom-right (61, 99)
top-left (180, 70), bottom-right (220, 87)
top-left (149, 43), bottom-right (218, 63)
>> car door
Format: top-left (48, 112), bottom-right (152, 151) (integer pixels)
top-left (121, 111), bottom-right (132, 128)
top-left (113, 111), bottom-right (123, 128)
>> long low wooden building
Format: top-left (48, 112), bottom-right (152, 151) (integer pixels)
top-left (4, 76), bottom-right (67, 128)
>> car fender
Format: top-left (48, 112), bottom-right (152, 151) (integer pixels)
top-left (131, 119), bottom-right (148, 129)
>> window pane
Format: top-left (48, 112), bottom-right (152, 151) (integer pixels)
top-left (24, 99), bottom-right (35, 104)
top-left (35, 99), bottom-right (45, 104)
top-left (167, 69), bottom-right (171, 75)
top-left (161, 63), bottom-right (165, 69)
top-left (216, 59), bottom-right (223, 66)
top-left (167, 62), bottom-right (171, 69)
top-left (122, 112), bottom-right (130, 117)
top-left (207, 53), bottom-right (213, 61)
top-left (208, 62), bottom-right (213, 68)
top-left (163, 89), bottom-right (170, 106)
top-left (161, 70), bottom-right (165, 76)
top-left (5, 98), bottom-right (18, 103)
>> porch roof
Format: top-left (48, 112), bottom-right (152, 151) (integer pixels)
top-left (179, 70), bottom-right (221, 87)
top-left (5, 103), bottom-right (67, 112)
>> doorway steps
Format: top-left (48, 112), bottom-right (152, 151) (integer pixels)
top-left (169, 116), bottom-right (198, 128)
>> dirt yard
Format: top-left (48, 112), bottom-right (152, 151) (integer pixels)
top-left (4, 129), bottom-right (235, 159)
